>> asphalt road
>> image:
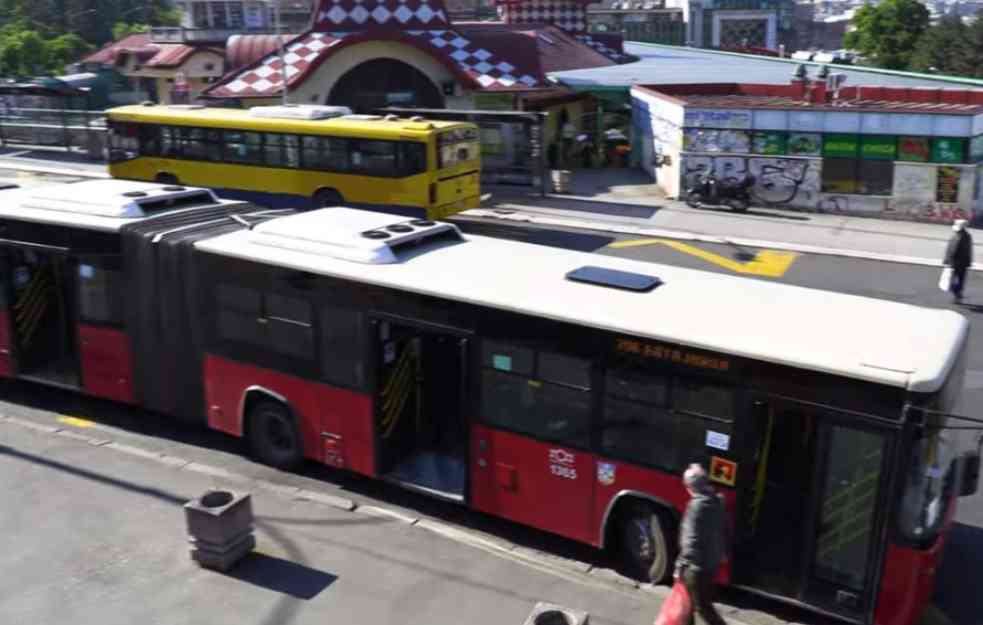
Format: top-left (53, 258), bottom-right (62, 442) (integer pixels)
top-left (452, 216), bottom-right (983, 625)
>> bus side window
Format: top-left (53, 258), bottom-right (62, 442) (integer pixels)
top-left (479, 341), bottom-right (592, 448)
top-left (264, 132), bottom-right (299, 168)
top-left (601, 366), bottom-right (676, 469)
top-left (161, 126), bottom-right (179, 158)
top-left (138, 124), bottom-right (160, 157)
top-left (224, 130), bottom-right (264, 165)
top-left (351, 140), bottom-right (397, 176)
top-left (318, 304), bottom-right (366, 389)
top-left (77, 256), bottom-right (124, 326)
top-left (399, 142), bottom-right (427, 176)
top-left (301, 136), bottom-right (347, 172)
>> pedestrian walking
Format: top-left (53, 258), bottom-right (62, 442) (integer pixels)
top-left (944, 219), bottom-right (973, 303)
top-left (675, 463), bottom-right (727, 625)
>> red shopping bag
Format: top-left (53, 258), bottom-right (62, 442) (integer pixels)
top-left (653, 581), bottom-right (692, 625)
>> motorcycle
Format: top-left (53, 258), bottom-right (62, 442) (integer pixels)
top-left (685, 172), bottom-right (755, 213)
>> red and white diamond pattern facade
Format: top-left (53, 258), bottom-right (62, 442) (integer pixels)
top-left (498, 0), bottom-right (588, 33)
top-left (206, 0), bottom-right (623, 98)
top-left (312, 0), bottom-right (451, 31)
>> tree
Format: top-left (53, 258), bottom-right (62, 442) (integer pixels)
top-left (0, 41), bottom-right (22, 77)
top-left (45, 33), bottom-right (92, 73)
top-left (15, 30), bottom-right (46, 75)
top-left (961, 10), bottom-right (983, 79)
top-left (909, 14), bottom-right (970, 75)
top-left (844, 0), bottom-right (930, 70)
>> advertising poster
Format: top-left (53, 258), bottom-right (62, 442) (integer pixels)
top-left (932, 138), bottom-right (966, 164)
top-left (898, 136), bottom-right (930, 162)
top-left (936, 165), bottom-right (961, 203)
top-left (971, 135), bottom-right (983, 163)
top-left (860, 135), bottom-right (896, 160)
top-left (822, 134), bottom-right (859, 158)
top-left (786, 133), bottom-right (822, 156)
top-left (752, 131), bottom-right (786, 155)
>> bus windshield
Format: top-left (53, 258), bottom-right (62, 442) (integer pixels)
top-left (437, 127), bottom-right (480, 169)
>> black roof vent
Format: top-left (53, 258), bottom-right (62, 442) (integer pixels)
top-left (122, 191), bottom-right (148, 198)
top-left (565, 265), bottom-right (662, 292)
top-left (362, 229), bottom-right (391, 239)
top-left (386, 224), bottom-right (414, 233)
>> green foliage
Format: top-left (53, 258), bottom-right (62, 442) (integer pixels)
top-left (844, 0), bottom-right (930, 70)
top-left (112, 22), bottom-right (149, 41)
top-left (46, 33), bottom-right (93, 72)
top-left (909, 15), bottom-right (970, 75)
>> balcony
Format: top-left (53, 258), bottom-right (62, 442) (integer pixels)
top-left (150, 26), bottom-right (287, 43)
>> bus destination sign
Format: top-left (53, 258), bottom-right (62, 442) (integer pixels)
top-left (615, 338), bottom-right (730, 372)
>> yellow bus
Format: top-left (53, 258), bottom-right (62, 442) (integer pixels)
top-left (106, 104), bottom-right (481, 218)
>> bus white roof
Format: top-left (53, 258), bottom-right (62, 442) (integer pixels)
top-left (0, 180), bottom-right (235, 232)
top-left (195, 208), bottom-right (969, 393)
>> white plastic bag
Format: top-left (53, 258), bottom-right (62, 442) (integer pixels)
top-left (939, 267), bottom-right (953, 292)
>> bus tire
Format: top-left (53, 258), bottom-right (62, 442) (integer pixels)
top-left (313, 188), bottom-right (344, 207)
top-left (155, 173), bottom-right (179, 185)
top-left (617, 502), bottom-right (674, 584)
top-left (247, 400), bottom-right (304, 470)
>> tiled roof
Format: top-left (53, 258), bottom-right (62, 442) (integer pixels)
top-left (208, 32), bottom-right (341, 96)
top-left (81, 33), bottom-right (216, 69)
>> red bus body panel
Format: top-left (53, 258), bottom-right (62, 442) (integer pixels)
top-left (471, 424), bottom-right (595, 544)
top-left (875, 541), bottom-right (944, 625)
top-left (0, 309), bottom-right (15, 377)
top-left (78, 324), bottom-right (135, 403)
top-left (203, 354), bottom-right (375, 476)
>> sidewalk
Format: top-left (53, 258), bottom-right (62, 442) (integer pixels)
top-left (1, 411), bottom-right (799, 625)
top-left (482, 168), bottom-right (983, 271)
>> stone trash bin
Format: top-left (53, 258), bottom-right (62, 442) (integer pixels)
top-left (551, 170), bottom-right (572, 194)
top-left (184, 489), bottom-right (256, 572)
top-left (522, 602), bottom-right (589, 625)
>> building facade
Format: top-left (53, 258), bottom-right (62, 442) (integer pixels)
top-left (633, 78), bottom-right (983, 223)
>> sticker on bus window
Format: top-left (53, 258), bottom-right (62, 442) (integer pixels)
top-left (710, 456), bottom-right (737, 487)
top-left (706, 430), bottom-right (730, 451)
top-left (492, 354), bottom-right (512, 371)
top-left (79, 264), bottom-right (95, 279)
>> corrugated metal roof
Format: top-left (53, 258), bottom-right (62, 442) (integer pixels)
top-left (548, 42), bottom-right (983, 92)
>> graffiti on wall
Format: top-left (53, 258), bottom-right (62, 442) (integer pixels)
top-left (681, 155), bottom-right (820, 208)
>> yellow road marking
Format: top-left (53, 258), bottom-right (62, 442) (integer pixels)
top-left (608, 238), bottom-right (798, 278)
top-left (58, 416), bottom-right (95, 428)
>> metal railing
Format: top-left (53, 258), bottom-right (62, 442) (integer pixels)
top-left (0, 107), bottom-right (107, 157)
top-left (150, 25), bottom-right (290, 43)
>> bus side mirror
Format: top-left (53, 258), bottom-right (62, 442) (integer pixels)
top-left (961, 451), bottom-right (980, 497)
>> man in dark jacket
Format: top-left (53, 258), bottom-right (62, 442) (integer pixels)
top-left (675, 463), bottom-right (727, 625)
top-left (944, 219), bottom-right (973, 303)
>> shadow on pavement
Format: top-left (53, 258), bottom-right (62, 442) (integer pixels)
top-left (487, 194), bottom-right (659, 219)
top-left (934, 523), bottom-right (983, 625)
top-left (692, 202), bottom-right (812, 222)
top-left (0, 146), bottom-right (101, 166)
top-left (229, 552), bottom-right (338, 600)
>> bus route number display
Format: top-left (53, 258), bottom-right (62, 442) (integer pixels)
top-left (616, 338), bottom-right (730, 372)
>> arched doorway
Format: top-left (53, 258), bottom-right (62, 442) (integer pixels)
top-left (328, 58), bottom-right (444, 113)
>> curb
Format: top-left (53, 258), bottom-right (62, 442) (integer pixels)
top-left (462, 208), bottom-right (983, 272)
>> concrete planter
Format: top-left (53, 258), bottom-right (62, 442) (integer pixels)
top-left (522, 602), bottom-right (589, 625)
top-left (184, 489), bottom-right (256, 572)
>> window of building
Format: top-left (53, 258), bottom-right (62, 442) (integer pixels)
top-left (480, 341), bottom-right (592, 448)
top-left (211, 1), bottom-right (229, 28)
top-left (821, 158), bottom-right (858, 194)
top-left (192, 2), bottom-right (209, 27)
top-left (227, 2), bottom-right (244, 27)
top-left (77, 256), bottom-right (124, 326)
top-left (857, 159), bottom-right (894, 195)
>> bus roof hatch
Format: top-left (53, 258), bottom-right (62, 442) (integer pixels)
top-left (248, 208), bottom-right (463, 264)
top-left (249, 105), bottom-right (352, 120)
top-left (20, 180), bottom-right (220, 219)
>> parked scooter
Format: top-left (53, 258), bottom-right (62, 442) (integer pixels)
top-left (685, 171), bottom-right (755, 213)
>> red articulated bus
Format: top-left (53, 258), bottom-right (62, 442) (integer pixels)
top-left (0, 180), bottom-right (979, 625)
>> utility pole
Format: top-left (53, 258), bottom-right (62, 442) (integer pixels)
top-left (276, 0), bottom-right (288, 105)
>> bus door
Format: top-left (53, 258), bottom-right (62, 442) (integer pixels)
top-left (373, 317), bottom-right (469, 502)
top-left (0, 242), bottom-right (80, 388)
top-left (0, 251), bottom-right (16, 377)
top-left (735, 396), bottom-right (892, 622)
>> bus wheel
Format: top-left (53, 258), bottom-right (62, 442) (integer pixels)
top-left (155, 173), bottom-right (179, 185)
top-left (617, 503), bottom-right (673, 584)
top-left (247, 401), bottom-right (303, 470)
top-left (313, 188), bottom-right (343, 207)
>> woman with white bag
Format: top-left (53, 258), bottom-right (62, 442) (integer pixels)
top-left (942, 219), bottom-right (973, 303)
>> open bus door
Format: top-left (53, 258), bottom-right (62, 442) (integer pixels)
top-left (0, 250), bottom-right (16, 377)
top-left (0, 241), bottom-right (80, 388)
top-left (734, 395), bottom-right (895, 623)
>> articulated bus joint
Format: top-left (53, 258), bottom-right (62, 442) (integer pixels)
top-left (598, 490), bottom-right (681, 549)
